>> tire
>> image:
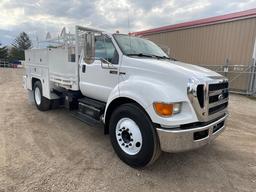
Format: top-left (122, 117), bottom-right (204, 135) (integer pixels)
top-left (109, 103), bottom-right (161, 168)
top-left (33, 81), bottom-right (51, 111)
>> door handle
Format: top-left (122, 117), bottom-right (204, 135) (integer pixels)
top-left (82, 65), bottom-right (86, 73)
top-left (109, 70), bottom-right (118, 74)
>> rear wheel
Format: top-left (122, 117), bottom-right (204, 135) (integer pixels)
top-left (109, 103), bottom-right (161, 168)
top-left (33, 81), bottom-right (51, 111)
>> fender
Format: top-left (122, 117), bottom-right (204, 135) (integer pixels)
top-left (119, 76), bottom-right (186, 108)
top-left (104, 76), bottom-right (198, 127)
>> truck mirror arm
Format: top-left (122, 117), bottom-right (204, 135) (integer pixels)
top-left (99, 58), bottom-right (117, 69)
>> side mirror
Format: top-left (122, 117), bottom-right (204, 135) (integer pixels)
top-left (83, 33), bottom-right (95, 64)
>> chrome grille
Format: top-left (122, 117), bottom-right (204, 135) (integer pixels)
top-left (187, 77), bottom-right (229, 122)
top-left (208, 82), bottom-right (229, 91)
top-left (208, 82), bottom-right (229, 116)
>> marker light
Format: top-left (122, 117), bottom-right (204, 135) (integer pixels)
top-left (153, 102), bottom-right (181, 117)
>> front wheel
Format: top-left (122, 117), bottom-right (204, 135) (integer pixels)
top-left (109, 103), bottom-right (161, 168)
top-left (33, 81), bottom-right (51, 111)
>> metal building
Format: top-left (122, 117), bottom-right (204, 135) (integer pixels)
top-left (134, 9), bottom-right (256, 95)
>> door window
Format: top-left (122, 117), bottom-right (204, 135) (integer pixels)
top-left (95, 36), bottom-right (119, 64)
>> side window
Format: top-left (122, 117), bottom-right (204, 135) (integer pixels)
top-left (95, 36), bottom-right (119, 64)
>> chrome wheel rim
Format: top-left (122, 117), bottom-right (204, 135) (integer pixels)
top-left (115, 118), bottom-right (142, 155)
top-left (35, 87), bottom-right (41, 105)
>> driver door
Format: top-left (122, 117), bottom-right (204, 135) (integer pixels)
top-left (79, 35), bottom-right (119, 102)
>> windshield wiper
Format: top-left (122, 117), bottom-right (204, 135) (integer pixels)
top-left (151, 55), bottom-right (179, 61)
top-left (169, 57), bottom-right (178, 61)
top-left (126, 53), bottom-right (155, 58)
top-left (127, 53), bottom-right (178, 61)
top-left (152, 55), bottom-right (170, 60)
top-left (127, 53), bottom-right (167, 60)
top-left (155, 55), bottom-right (178, 61)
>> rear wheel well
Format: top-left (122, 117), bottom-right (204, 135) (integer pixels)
top-left (32, 77), bottom-right (40, 89)
top-left (104, 97), bottom-right (151, 134)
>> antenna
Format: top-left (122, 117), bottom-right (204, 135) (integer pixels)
top-left (127, 8), bottom-right (132, 53)
top-left (36, 35), bottom-right (39, 48)
top-left (127, 8), bottom-right (131, 34)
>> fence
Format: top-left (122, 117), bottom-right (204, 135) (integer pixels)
top-left (200, 63), bottom-right (256, 96)
top-left (0, 60), bottom-right (10, 68)
top-left (0, 60), bottom-right (23, 68)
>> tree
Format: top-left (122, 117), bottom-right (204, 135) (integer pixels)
top-left (12, 32), bottom-right (32, 50)
top-left (9, 32), bottom-right (32, 61)
top-left (0, 43), bottom-right (8, 60)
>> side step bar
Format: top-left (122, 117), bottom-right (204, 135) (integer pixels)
top-left (78, 97), bottom-right (106, 121)
top-left (71, 97), bottom-right (106, 127)
top-left (78, 97), bottom-right (106, 112)
top-left (71, 111), bottom-right (103, 128)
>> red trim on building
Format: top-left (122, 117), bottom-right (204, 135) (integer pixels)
top-left (134, 8), bottom-right (256, 36)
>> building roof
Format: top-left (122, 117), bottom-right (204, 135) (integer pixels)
top-left (134, 8), bottom-right (256, 36)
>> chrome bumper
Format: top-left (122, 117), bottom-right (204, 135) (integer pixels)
top-left (156, 114), bottom-right (228, 153)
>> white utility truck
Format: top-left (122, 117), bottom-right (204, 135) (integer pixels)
top-left (23, 26), bottom-right (229, 167)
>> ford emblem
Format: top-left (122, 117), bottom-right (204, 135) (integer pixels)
top-left (218, 94), bottom-right (224, 100)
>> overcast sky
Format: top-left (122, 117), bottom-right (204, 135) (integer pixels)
top-left (0, 0), bottom-right (255, 45)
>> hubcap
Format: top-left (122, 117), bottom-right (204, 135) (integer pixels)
top-left (115, 118), bottom-right (142, 155)
top-left (35, 87), bottom-right (41, 105)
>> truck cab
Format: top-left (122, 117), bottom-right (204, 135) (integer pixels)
top-left (23, 26), bottom-right (229, 167)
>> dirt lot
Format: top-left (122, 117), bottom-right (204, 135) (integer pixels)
top-left (0, 68), bottom-right (255, 192)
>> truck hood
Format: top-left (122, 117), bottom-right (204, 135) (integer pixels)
top-left (124, 56), bottom-right (222, 80)
top-left (171, 61), bottom-right (220, 77)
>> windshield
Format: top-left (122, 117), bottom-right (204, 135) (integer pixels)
top-left (113, 34), bottom-right (168, 58)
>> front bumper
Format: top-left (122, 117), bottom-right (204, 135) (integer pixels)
top-left (156, 114), bottom-right (228, 153)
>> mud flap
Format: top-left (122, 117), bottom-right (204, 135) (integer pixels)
top-left (27, 90), bottom-right (34, 104)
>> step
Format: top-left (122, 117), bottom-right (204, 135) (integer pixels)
top-left (71, 111), bottom-right (103, 128)
top-left (78, 97), bottom-right (106, 111)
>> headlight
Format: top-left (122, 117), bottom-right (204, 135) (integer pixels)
top-left (173, 102), bottom-right (182, 114)
top-left (153, 102), bottom-right (182, 117)
top-left (187, 78), bottom-right (198, 96)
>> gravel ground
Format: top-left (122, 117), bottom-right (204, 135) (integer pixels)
top-left (0, 68), bottom-right (256, 192)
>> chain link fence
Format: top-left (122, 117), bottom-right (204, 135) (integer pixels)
top-left (200, 62), bottom-right (256, 96)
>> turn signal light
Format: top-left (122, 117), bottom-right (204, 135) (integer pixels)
top-left (153, 102), bottom-right (173, 117)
